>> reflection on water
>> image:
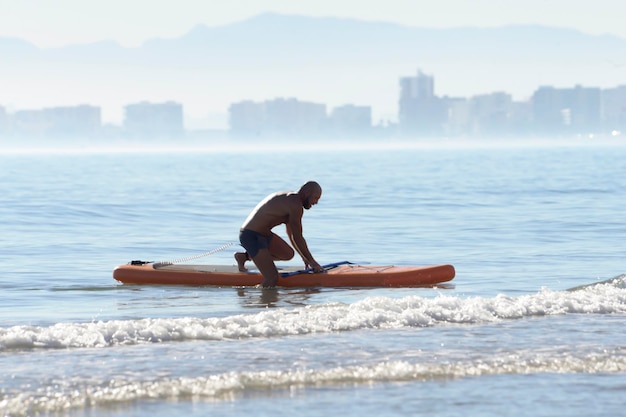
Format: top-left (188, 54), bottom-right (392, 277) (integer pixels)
top-left (237, 287), bottom-right (322, 309)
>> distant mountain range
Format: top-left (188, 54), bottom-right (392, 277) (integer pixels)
top-left (2, 13), bottom-right (626, 127)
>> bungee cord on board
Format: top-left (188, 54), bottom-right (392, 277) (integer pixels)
top-left (141, 242), bottom-right (237, 269)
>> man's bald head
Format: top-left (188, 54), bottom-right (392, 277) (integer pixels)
top-left (299, 181), bottom-right (322, 209)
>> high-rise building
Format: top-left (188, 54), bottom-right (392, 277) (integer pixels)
top-left (443, 97), bottom-right (470, 137)
top-left (0, 106), bottom-right (8, 136)
top-left (602, 85), bottom-right (626, 134)
top-left (124, 101), bottom-right (184, 138)
top-left (469, 92), bottom-right (513, 136)
top-left (400, 70), bottom-right (434, 100)
top-left (532, 85), bottom-right (601, 135)
top-left (329, 104), bottom-right (372, 136)
top-left (45, 105), bottom-right (101, 137)
top-left (264, 98), bottom-right (327, 137)
top-left (398, 70), bottom-right (447, 137)
top-left (228, 100), bottom-right (265, 137)
top-left (532, 87), bottom-right (563, 134)
top-left (12, 105), bottom-right (101, 138)
top-left (228, 98), bottom-right (327, 138)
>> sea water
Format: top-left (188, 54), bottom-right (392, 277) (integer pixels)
top-left (0, 138), bottom-right (625, 417)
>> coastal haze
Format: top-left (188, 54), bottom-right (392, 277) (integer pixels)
top-left (2, 4), bottom-right (626, 417)
top-left (1, 12), bottom-right (626, 130)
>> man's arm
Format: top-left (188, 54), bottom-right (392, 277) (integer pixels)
top-left (286, 207), bottom-right (323, 272)
top-left (286, 222), bottom-right (306, 264)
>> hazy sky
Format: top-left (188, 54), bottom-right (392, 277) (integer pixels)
top-left (1, 0), bottom-right (623, 128)
top-left (1, 0), bottom-right (624, 47)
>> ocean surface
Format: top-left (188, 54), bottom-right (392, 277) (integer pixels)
top-left (1, 138), bottom-right (625, 417)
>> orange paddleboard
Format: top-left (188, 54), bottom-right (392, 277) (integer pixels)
top-left (113, 261), bottom-right (455, 288)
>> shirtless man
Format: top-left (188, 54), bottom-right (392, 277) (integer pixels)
top-left (234, 181), bottom-right (325, 288)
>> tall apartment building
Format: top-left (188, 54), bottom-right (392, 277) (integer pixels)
top-left (328, 104), bottom-right (372, 136)
top-left (124, 101), bottom-right (184, 138)
top-left (229, 98), bottom-right (327, 138)
top-left (469, 92), bottom-right (513, 136)
top-left (602, 85), bottom-right (626, 134)
top-left (264, 98), bottom-right (327, 137)
top-left (228, 100), bottom-right (265, 137)
top-left (532, 85), bottom-right (601, 135)
top-left (398, 70), bottom-right (447, 136)
top-left (0, 105), bottom-right (8, 136)
top-left (11, 105), bottom-right (101, 138)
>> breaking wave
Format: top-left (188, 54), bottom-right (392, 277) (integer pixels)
top-left (2, 348), bottom-right (625, 417)
top-left (1, 275), bottom-right (624, 351)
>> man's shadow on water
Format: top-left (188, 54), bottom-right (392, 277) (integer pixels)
top-left (236, 287), bottom-right (321, 309)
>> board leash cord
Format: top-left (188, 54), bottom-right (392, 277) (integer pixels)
top-left (145, 242), bottom-right (237, 269)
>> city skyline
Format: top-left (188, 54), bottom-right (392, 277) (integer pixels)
top-left (2, 13), bottom-right (625, 130)
top-left (2, 72), bottom-right (625, 140)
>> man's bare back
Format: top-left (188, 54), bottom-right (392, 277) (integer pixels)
top-left (240, 191), bottom-right (302, 236)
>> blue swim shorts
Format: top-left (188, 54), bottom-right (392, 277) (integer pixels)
top-left (239, 229), bottom-right (273, 258)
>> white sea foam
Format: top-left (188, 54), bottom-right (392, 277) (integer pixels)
top-left (2, 348), bottom-right (625, 417)
top-left (1, 279), bottom-right (624, 351)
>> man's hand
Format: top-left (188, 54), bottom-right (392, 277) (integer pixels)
top-left (309, 260), bottom-right (325, 274)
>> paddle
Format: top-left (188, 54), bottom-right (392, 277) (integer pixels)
top-left (280, 261), bottom-right (353, 277)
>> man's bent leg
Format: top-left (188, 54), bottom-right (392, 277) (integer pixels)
top-left (251, 248), bottom-right (280, 288)
top-left (269, 233), bottom-right (295, 261)
top-left (237, 229), bottom-right (271, 273)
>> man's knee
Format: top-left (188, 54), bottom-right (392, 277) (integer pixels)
top-left (273, 246), bottom-right (294, 261)
top-left (269, 235), bottom-right (295, 260)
